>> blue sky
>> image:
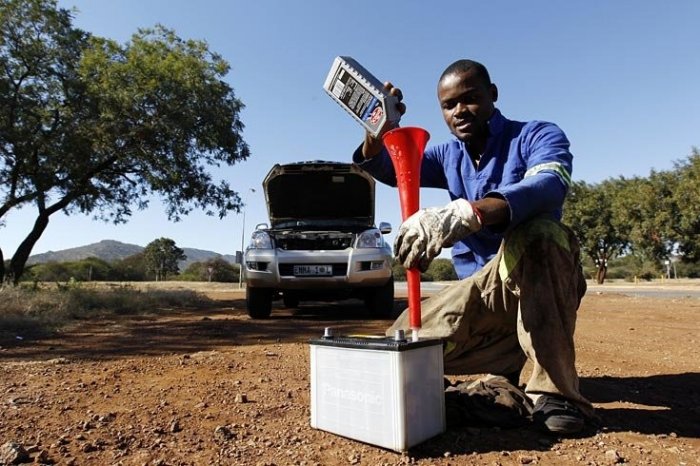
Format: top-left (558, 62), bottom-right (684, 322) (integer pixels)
top-left (3, 0), bottom-right (699, 259)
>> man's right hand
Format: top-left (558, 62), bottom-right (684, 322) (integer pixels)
top-left (361, 82), bottom-right (406, 160)
top-left (394, 199), bottom-right (482, 271)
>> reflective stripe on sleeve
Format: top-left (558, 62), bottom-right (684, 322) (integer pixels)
top-left (524, 162), bottom-right (571, 187)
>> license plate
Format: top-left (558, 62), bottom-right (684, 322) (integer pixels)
top-left (293, 265), bottom-right (332, 276)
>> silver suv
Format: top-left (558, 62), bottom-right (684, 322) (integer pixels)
top-left (243, 161), bottom-right (394, 319)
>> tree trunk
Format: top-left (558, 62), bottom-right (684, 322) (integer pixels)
top-left (0, 246), bottom-right (5, 285)
top-left (596, 265), bottom-right (607, 284)
top-left (10, 211), bottom-right (51, 285)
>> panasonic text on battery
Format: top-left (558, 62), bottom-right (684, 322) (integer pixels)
top-left (322, 383), bottom-right (382, 406)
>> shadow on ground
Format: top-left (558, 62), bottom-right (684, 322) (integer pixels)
top-left (407, 372), bottom-right (700, 458)
top-left (581, 373), bottom-right (700, 438)
top-left (0, 297), bottom-right (407, 360)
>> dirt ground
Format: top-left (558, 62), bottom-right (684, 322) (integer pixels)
top-left (1, 282), bottom-right (698, 466)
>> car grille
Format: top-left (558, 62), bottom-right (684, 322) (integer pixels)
top-left (278, 263), bottom-right (348, 277)
top-left (274, 235), bottom-right (353, 251)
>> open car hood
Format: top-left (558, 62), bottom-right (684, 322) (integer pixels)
top-left (263, 161), bottom-right (375, 229)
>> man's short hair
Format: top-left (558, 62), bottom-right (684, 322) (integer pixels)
top-left (439, 59), bottom-right (492, 87)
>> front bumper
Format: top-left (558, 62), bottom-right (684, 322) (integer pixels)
top-left (244, 247), bottom-right (392, 290)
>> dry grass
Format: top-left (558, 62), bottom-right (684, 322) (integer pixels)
top-left (0, 282), bottom-right (215, 338)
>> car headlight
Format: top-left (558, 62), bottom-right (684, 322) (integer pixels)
top-left (249, 230), bottom-right (273, 249)
top-left (356, 229), bottom-right (383, 248)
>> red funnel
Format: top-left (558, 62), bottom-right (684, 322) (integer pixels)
top-left (382, 127), bottom-right (430, 332)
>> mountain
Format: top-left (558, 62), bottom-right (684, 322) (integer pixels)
top-left (27, 240), bottom-right (142, 264)
top-left (26, 239), bottom-right (237, 269)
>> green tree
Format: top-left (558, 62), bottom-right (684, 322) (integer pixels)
top-left (112, 252), bottom-right (148, 281)
top-left (143, 238), bottom-right (185, 281)
top-left (563, 180), bottom-right (629, 283)
top-left (0, 0), bottom-right (249, 284)
top-left (613, 173), bottom-right (676, 265)
top-left (669, 149), bottom-right (700, 261)
top-left (181, 257), bottom-right (238, 282)
top-left (180, 262), bottom-right (206, 281)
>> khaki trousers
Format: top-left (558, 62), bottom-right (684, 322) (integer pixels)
top-left (388, 218), bottom-right (593, 417)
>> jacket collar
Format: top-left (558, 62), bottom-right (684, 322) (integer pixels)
top-left (486, 108), bottom-right (506, 136)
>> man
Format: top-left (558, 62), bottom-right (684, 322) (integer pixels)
top-left (352, 59), bottom-right (593, 435)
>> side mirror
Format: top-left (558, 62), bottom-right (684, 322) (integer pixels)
top-left (379, 222), bottom-right (392, 234)
top-left (255, 223), bottom-right (269, 230)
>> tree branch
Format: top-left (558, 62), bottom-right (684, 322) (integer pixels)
top-left (0, 191), bottom-right (40, 219)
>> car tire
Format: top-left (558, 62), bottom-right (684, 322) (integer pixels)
top-left (247, 287), bottom-right (273, 319)
top-left (282, 294), bottom-right (299, 308)
top-left (365, 276), bottom-right (395, 318)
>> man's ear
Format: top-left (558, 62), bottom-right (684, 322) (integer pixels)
top-left (490, 83), bottom-right (499, 103)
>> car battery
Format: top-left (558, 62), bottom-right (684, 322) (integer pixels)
top-left (309, 330), bottom-right (445, 452)
top-left (323, 56), bottom-right (402, 137)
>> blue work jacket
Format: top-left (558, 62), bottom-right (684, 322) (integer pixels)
top-left (353, 109), bottom-right (573, 279)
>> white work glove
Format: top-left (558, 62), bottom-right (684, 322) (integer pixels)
top-left (394, 199), bottom-right (482, 271)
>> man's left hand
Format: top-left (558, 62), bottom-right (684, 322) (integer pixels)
top-left (394, 199), bottom-right (482, 271)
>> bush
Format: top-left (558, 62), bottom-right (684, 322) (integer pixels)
top-left (391, 259), bottom-right (406, 281)
top-left (23, 261), bottom-right (72, 282)
top-left (22, 257), bottom-right (117, 282)
top-left (180, 258), bottom-right (239, 282)
top-left (112, 253), bottom-right (148, 281)
top-left (391, 258), bottom-right (457, 282)
top-left (426, 259), bottom-right (458, 281)
top-left (21, 255), bottom-right (154, 283)
top-left (604, 255), bottom-right (661, 281)
top-left (674, 260), bottom-right (700, 278)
